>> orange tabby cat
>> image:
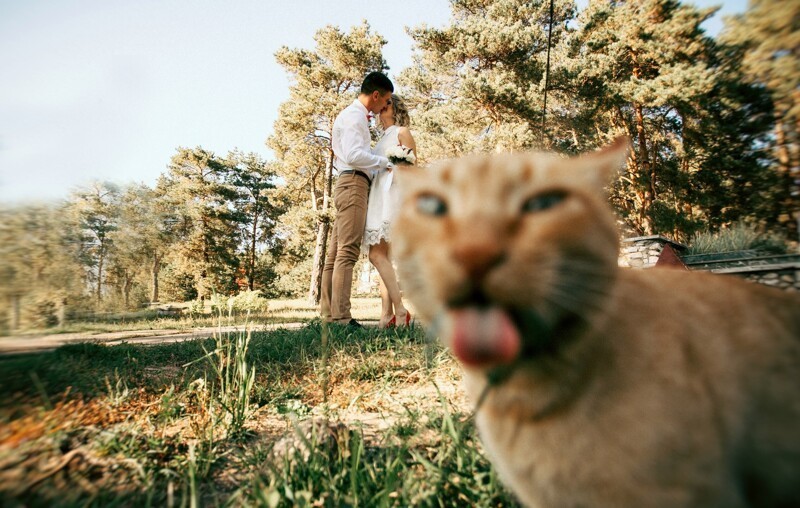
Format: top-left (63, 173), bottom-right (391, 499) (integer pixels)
top-left (392, 138), bottom-right (800, 507)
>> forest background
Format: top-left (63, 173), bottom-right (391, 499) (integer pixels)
top-left (1, 0), bottom-right (797, 331)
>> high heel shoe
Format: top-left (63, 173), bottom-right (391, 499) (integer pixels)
top-left (396, 312), bottom-right (411, 327)
top-left (385, 316), bottom-right (397, 328)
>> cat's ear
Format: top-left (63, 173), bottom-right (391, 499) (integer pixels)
top-left (580, 136), bottom-right (629, 189)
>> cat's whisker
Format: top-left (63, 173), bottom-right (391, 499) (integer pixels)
top-left (544, 287), bottom-right (607, 317)
top-left (546, 284), bottom-right (602, 302)
top-left (550, 277), bottom-right (613, 299)
top-left (555, 270), bottom-right (614, 290)
top-left (558, 281), bottom-right (611, 299)
top-left (523, 263), bottom-right (612, 315)
top-left (543, 295), bottom-right (596, 319)
top-left (552, 285), bottom-right (612, 305)
top-left (554, 268), bottom-right (613, 284)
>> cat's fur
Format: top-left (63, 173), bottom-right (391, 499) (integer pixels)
top-left (392, 138), bottom-right (800, 507)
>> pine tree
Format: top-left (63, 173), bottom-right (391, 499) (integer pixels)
top-left (569, 0), bottom-right (766, 237)
top-left (722, 0), bottom-right (800, 238)
top-left (268, 22), bottom-right (387, 302)
top-left (65, 182), bottom-right (122, 303)
top-left (110, 183), bottom-right (178, 306)
top-left (225, 150), bottom-right (281, 291)
top-left (676, 52), bottom-right (778, 236)
top-left (158, 147), bottom-right (243, 300)
top-left (400, 0), bottom-right (578, 158)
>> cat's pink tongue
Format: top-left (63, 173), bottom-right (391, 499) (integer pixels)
top-left (449, 307), bottom-right (521, 367)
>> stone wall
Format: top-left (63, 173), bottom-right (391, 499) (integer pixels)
top-left (618, 236), bottom-right (687, 268)
top-left (620, 235), bottom-right (800, 292)
top-left (714, 265), bottom-right (800, 292)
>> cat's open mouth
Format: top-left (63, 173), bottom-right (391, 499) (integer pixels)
top-left (446, 306), bottom-right (522, 368)
top-left (445, 286), bottom-right (559, 369)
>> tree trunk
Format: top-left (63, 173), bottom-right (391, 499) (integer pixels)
top-left (249, 215), bottom-right (258, 291)
top-left (629, 49), bottom-right (654, 235)
top-left (96, 248), bottom-right (105, 303)
top-left (151, 253), bottom-right (160, 303)
top-left (633, 101), bottom-right (654, 234)
top-left (307, 222), bottom-right (330, 305)
top-left (775, 112), bottom-right (799, 239)
top-left (307, 150), bottom-right (336, 305)
top-left (123, 271), bottom-right (132, 309)
top-left (10, 293), bottom-right (21, 332)
top-left (56, 297), bottom-right (66, 327)
top-left (609, 106), bottom-right (643, 234)
top-left (200, 214), bottom-right (209, 300)
top-left (775, 113), bottom-right (791, 173)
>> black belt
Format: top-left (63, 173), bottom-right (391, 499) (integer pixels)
top-left (338, 170), bottom-right (371, 185)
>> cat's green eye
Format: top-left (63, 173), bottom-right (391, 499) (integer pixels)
top-left (416, 194), bottom-right (448, 216)
top-left (522, 191), bottom-right (566, 213)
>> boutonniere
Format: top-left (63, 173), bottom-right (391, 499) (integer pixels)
top-left (385, 145), bottom-right (416, 165)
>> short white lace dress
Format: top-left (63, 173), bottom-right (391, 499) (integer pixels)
top-left (363, 125), bottom-right (401, 251)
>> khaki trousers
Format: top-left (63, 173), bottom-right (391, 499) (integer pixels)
top-left (320, 173), bottom-right (370, 323)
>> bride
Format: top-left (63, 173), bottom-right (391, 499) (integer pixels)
top-left (364, 94), bottom-right (416, 328)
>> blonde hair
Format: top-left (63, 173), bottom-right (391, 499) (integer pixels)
top-left (391, 94), bottom-right (410, 127)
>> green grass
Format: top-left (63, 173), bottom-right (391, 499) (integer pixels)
top-left (686, 222), bottom-right (789, 256)
top-left (1, 340), bottom-right (214, 405)
top-left (1, 320), bottom-right (392, 405)
top-left (5, 298), bottom-right (383, 337)
top-left (0, 322), bottom-right (519, 507)
top-left (239, 397), bottom-right (514, 507)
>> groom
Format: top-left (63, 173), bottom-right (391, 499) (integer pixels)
top-left (321, 72), bottom-right (394, 326)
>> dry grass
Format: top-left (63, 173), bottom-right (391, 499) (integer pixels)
top-left (0, 321), bottom-right (517, 506)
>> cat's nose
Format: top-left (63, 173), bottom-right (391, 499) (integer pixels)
top-left (452, 241), bottom-right (506, 281)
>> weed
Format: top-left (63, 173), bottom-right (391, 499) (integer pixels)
top-left (157, 384), bottom-right (185, 423)
top-left (185, 328), bottom-right (256, 440)
top-left (104, 369), bottom-right (130, 407)
top-left (29, 371), bottom-right (53, 411)
top-left (276, 399), bottom-right (311, 417)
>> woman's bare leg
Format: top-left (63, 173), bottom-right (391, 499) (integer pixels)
top-left (377, 276), bottom-right (393, 327)
top-left (369, 240), bottom-right (408, 325)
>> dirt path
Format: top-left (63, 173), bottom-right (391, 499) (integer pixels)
top-left (0, 321), bottom-right (377, 356)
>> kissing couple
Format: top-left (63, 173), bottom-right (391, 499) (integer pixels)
top-left (320, 71), bottom-right (417, 329)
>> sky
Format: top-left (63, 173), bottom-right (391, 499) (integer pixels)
top-left (0, 0), bottom-right (748, 204)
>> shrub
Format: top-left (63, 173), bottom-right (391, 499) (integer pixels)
top-left (188, 299), bottom-right (205, 316)
top-left (273, 257), bottom-right (313, 298)
top-left (230, 290), bottom-right (269, 314)
top-left (687, 222), bottom-right (789, 255)
top-left (159, 263), bottom-right (198, 302)
top-left (20, 292), bottom-right (58, 328)
top-left (209, 293), bottom-right (230, 315)
top-left (210, 290), bottom-right (269, 317)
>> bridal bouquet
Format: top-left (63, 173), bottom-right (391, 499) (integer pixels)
top-left (385, 145), bottom-right (416, 165)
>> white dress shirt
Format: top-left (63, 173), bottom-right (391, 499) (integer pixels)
top-left (332, 99), bottom-right (389, 176)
